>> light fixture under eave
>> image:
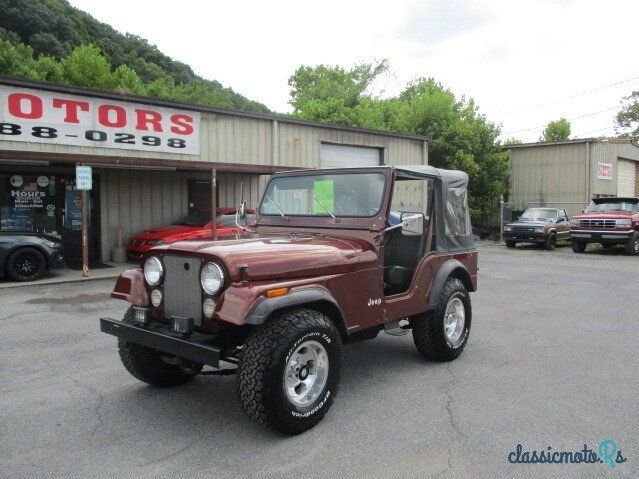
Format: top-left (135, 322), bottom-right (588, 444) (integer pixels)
top-left (86, 163), bottom-right (176, 171)
top-left (0, 159), bottom-right (50, 166)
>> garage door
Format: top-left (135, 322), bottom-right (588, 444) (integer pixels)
top-left (617, 159), bottom-right (637, 196)
top-left (320, 144), bottom-right (381, 168)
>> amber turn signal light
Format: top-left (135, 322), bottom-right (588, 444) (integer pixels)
top-left (266, 288), bottom-right (289, 298)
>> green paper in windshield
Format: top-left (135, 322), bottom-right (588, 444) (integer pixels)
top-left (313, 180), bottom-right (334, 214)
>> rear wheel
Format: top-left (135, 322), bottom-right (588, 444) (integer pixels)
top-left (505, 240), bottom-right (516, 248)
top-left (544, 233), bottom-right (557, 251)
top-left (625, 232), bottom-right (639, 256)
top-left (571, 241), bottom-right (587, 253)
top-left (237, 308), bottom-right (342, 435)
top-left (411, 278), bottom-right (471, 361)
top-left (117, 307), bottom-right (197, 387)
top-left (6, 247), bottom-right (46, 281)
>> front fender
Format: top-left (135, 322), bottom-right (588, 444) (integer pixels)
top-left (111, 268), bottom-right (148, 306)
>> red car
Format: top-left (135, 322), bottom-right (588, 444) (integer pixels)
top-left (127, 208), bottom-right (253, 260)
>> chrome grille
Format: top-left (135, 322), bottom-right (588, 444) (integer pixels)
top-left (513, 226), bottom-right (535, 233)
top-left (163, 255), bottom-right (203, 326)
top-left (579, 219), bottom-right (616, 229)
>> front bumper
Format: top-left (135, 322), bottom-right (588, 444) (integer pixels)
top-left (48, 248), bottom-right (66, 269)
top-left (569, 229), bottom-right (634, 243)
top-left (100, 318), bottom-right (223, 367)
top-left (503, 231), bottom-right (547, 242)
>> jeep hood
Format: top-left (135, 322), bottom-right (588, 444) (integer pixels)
top-left (160, 234), bottom-right (373, 281)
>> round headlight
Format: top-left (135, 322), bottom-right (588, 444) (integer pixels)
top-left (201, 262), bottom-right (224, 295)
top-left (151, 289), bottom-right (163, 307)
top-left (203, 298), bottom-right (216, 318)
top-left (144, 256), bottom-right (164, 285)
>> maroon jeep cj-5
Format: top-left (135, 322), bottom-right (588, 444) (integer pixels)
top-left (101, 166), bottom-right (478, 434)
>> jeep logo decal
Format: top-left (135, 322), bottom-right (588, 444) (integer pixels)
top-left (367, 298), bottom-right (382, 307)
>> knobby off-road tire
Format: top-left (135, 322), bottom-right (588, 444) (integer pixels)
top-left (624, 231), bottom-right (639, 256)
top-left (505, 240), bottom-right (517, 248)
top-left (544, 233), bottom-right (557, 251)
top-left (237, 308), bottom-right (342, 435)
top-left (411, 278), bottom-right (471, 362)
top-left (117, 307), bottom-right (197, 387)
top-left (571, 240), bottom-right (587, 253)
top-left (6, 247), bottom-right (46, 281)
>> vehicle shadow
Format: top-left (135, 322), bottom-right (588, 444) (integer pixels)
top-left (109, 335), bottom-right (432, 441)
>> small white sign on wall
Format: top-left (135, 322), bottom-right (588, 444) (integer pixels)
top-left (597, 162), bottom-right (613, 181)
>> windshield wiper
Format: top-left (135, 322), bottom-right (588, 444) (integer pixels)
top-left (313, 195), bottom-right (337, 220)
top-left (265, 194), bottom-right (287, 219)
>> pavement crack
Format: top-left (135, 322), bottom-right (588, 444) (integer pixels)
top-left (69, 376), bottom-right (105, 435)
top-left (137, 438), bottom-right (199, 468)
top-left (444, 365), bottom-right (465, 439)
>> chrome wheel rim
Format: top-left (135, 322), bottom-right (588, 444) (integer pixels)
top-left (444, 297), bottom-right (465, 347)
top-left (284, 340), bottom-right (329, 407)
top-left (634, 238), bottom-right (639, 253)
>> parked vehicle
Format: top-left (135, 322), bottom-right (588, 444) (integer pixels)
top-left (0, 233), bottom-right (65, 281)
top-left (127, 208), bottom-right (254, 260)
top-left (100, 166), bottom-right (477, 434)
top-left (503, 207), bottom-right (570, 250)
top-left (570, 197), bottom-right (639, 255)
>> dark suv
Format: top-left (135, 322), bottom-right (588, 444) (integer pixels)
top-left (503, 207), bottom-right (570, 250)
top-left (101, 166), bottom-right (478, 434)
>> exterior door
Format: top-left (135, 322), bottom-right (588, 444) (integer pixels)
top-left (188, 180), bottom-right (217, 213)
top-left (57, 177), bottom-right (99, 263)
top-left (320, 143), bottom-right (381, 168)
top-left (556, 209), bottom-right (570, 239)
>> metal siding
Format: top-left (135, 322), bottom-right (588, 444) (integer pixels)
top-left (509, 143), bottom-right (587, 204)
top-left (591, 142), bottom-right (639, 196)
top-left (617, 159), bottom-right (637, 196)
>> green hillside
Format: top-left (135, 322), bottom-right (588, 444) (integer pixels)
top-left (0, 0), bottom-right (269, 112)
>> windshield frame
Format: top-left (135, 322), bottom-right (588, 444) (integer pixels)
top-left (586, 199), bottom-right (639, 213)
top-left (258, 170), bottom-right (389, 219)
top-left (254, 167), bottom-right (393, 230)
top-left (519, 208), bottom-right (559, 221)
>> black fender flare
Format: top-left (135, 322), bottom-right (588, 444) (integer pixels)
top-left (245, 286), bottom-right (348, 335)
top-left (427, 259), bottom-right (474, 308)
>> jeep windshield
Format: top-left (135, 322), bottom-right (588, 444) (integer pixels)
top-left (520, 208), bottom-right (557, 221)
top-left (586, 199), bottom-right (639, 213)
top-left (260, 172), bottom-right (386, 217)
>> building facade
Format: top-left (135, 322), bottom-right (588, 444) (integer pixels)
top-left (0, 76), bottom-right (429, 263)
top-left (508, 138), bottom-right (639, 215)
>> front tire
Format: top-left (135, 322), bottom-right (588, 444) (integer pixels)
top-left (237, 308), bottom-right (342, 435)
top-left (505, 240), bottom-right (516, 248)
top-left (625, 232), bottom-right (639, 256)
top-left (571, 241), bottom-right (587, 253)
top-left (411, 278), bottom-right (471, 362)
top-left (117, 307), bottom-right (197, 387)
top-left (6, 247), bottom-right (45, 281)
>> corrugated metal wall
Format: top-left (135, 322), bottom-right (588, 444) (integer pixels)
top-left (590, 141), bottom-right (639, 196)
top-left (98, 170), bottom-right (265, 260)
top-left (509, 142), bottom-right (589, 204)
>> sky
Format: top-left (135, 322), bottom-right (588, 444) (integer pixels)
top-left (69, 0), bottom-right (639, 143)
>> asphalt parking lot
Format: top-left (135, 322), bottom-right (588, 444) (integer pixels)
top-left (1, 243), bottom-right (637, 479)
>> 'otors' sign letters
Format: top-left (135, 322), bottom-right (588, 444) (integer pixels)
top-left (0, 86), bottom-right (200, 155)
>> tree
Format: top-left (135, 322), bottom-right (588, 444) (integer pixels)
top-left (540, 118), bottom-right (571, 142)
top-left (288, 60), bottom-right (388, 112)
top-left (289, 67), bottom-right (509, 219)
top-left (60, 44), bottom-right (117, 89)
top-left (615, 91), bottom-right (639, 139)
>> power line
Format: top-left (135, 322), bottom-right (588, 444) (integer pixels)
top-left (503, 105), bottom-right (621, 135)
top-left (495, 74), bottom-right (639, 117)
top-left (572, 126), bottom-right (614, 138)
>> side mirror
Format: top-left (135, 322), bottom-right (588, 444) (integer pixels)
top-left (401, 212), bottom-right (425, 236)
top-left (556, 217), bottom-right (563, 223)
top-left (582, 209), bottom-right (587, 214)
top-left (238, 201), bottom-right (247, 220)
